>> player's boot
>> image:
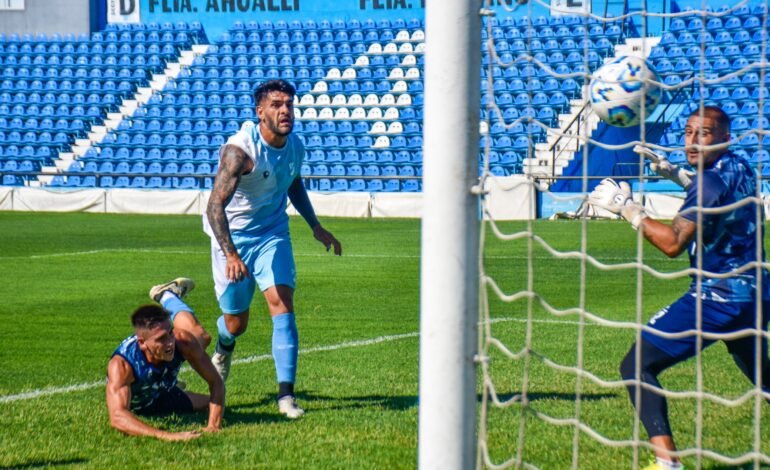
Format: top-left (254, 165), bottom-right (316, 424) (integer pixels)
top-left (149, 277), bottom-right (196, 303)
top-left (642, 459), bottom-right (685, 470)
top-left (211, 343), bottom-right (232, 382)
top-left (277, 395), bottom-right (305, 419)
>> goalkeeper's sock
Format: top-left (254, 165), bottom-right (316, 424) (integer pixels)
top-left (160, 291), bottom-right (194, 320)
top-left (272, 312), bottom-right (298, 385)
top-left (216, 315), bottom-right (237, 352)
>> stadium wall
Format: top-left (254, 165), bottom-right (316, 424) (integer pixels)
top-left (0, 175), bottom-right (535, 219)
top-left (0, 0), bottom-right (93, 35)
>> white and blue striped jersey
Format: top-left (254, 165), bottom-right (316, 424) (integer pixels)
top-left (204, 122), bottom-right (305, 238)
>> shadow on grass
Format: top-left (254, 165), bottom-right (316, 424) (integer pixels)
top-left (1, 457), bottom-right (88, 469)
top-left (487, 391), bottom-right (618, 403)
top-left (229, 391), bottom-right (419, 412)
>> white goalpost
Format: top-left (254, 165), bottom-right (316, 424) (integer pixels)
top-left (418, 0), bottom-right (482, 469)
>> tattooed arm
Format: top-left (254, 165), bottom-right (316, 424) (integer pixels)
top-left (639, 215), bottom-right (697, 258)
top-left (206, 144), bottom-right (254, 282)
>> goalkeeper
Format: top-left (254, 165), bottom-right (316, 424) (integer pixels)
top-left (589, 106), bottom-right (770, 470)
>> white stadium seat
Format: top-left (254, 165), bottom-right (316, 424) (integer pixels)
top-left (367, 108), bottom-right (384, 120)
top-left (386, 122), bottom-right (404, 134)
top-left (332, 94), bottom-right (347, 106)
top-left (391, 80), bottom-right (408, 93)
top-left (401, 55), bottom-right (417, 66)
top-left (411, 30), bottom-right (425, 41)
top-left (326, 68), bottom-right (341, 80)
top-left (354, 55), bottom-right (370, 67)
top-left (333, 108), bottom-right (350, 120)
top-left (398, 43), bottom-right (414, 53)
top-left (383, 43), bottom-right (398, 54)
top-left (364, 94), bottom-right (380, 106)
top-left (414, 43), bottom-right (425, 53)
top-left (480, 121), bottom-right (489, 134)
top-left (394, 30), bottom-right (411, 42)
top-left (405, 68), bottom-right (420, 79)
top-left (348, 94), bottom-right (363, 106)
top-left (299, 94), bottom-right (315, 106)
top-left (380, 93), bottom-right (396, 106)
top-left (312, 81), bottom-right (328, 93)
top-left (342, 68), bottom-right (357, 79)
top-left (351, 107), bottom-right (367, 119)
top-left (318, 107), bottom-right (334, 119)
top-left (383, 107), bottom-right (400, 120)
top-left (388, 68), bottom-right (404, 79)
top-left (369, 121), bottom-right (387, 134)
top-left (302, 108), bottom-right (318, 119)
top-left (396, 94), bottom-right (412, 105)
top-left (315, 94), bottom-right (331, 106)
top-left (373, 135), bottom-right (391, 148)
top-left (367, 43), bottom-right (383, 54)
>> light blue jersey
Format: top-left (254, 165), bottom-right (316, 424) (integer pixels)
top-left (203, 122), bottom-right (305, 238)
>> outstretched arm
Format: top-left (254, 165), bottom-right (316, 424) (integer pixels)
top-left (177, 331), bottom-right (225, 432)
top-left (106, 356), bottom-right (200, 441)
top-left (639, 215), bottom-right (696, 258)
top-left (207, 144), bottom-right (254, 282)
top-left (287, 177), bottom-right (342, 256)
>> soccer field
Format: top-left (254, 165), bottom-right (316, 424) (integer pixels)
top-left (0, 212), bottom-right (768, 469)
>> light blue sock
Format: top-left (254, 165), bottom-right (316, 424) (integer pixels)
top-left (217, 315), bottom-right (237, 351)
top-left (272, 313), bottom-right (298, 384)
top-left (160, 291), bottom-right (193, 321)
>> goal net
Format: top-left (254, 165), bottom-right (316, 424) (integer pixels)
top-left (475, 0), bottom-right (770, 468)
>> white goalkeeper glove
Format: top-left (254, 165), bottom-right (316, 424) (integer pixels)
top-left (633, 144), bottom-right (694, 189)
top-left (588, 178), bottom-right (647, 230)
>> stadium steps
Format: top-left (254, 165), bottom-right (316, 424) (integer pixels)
top-left (66, 44), bottom-right (212, 161)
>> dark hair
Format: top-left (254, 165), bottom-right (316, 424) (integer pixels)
top-left (689, 105), bottom-right (731, 133)
top-left (253, 79), bottom-right (296, 106)
top-left (131, 305), bottom-right (170, 331)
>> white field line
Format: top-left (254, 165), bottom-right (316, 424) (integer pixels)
top-left (0, 317), bottom-right (586, 404)
top-left (0, 248), bottom-right (674, 263)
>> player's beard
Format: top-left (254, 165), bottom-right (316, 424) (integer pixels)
top-left (266, 115), bottom-right (293, 137)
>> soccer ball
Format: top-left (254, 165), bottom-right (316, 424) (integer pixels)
top-left (589, 56), bottom-right (662, 128)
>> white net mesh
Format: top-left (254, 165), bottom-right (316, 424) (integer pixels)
top-left (477, 0), bottom-right (770, 468)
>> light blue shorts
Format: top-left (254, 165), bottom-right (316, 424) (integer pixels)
top-left (211, 231), bottom-right (296, 314)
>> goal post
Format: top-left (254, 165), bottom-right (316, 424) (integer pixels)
top-left (418, 0), bottom-right (482, 469)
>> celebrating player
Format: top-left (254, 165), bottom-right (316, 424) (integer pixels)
top-left (205, 79), bottom-right (342, 419)
top-left (106, 281), bottom-right (225, 440)
top-left (589, 106), bottom-right (770, 470)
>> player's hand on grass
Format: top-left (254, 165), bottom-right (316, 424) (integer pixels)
top-left (161, 430), bottom-right (202, 441)
top-left (225, 252), bottom-right (250, 282)
top-left (313, 225), bottom-right (342, 256)
top-left (588, 178), bottom-right (647, 230)
top-left (201, 425), bottom-right (221, 434)
top-left (633, 144), bottom-right (693, 189)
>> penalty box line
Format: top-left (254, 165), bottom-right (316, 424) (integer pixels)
top-left (0, 316), bottom-right (584, 404)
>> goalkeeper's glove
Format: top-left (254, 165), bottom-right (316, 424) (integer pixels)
top-left (633, 144), bottom-right (694, 189)
top-left (588, 178), bottom-right (647, 230)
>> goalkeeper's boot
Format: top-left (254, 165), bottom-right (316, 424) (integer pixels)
top-left (277, 395), bottom-right (305, 419)
top-left (149, 277), bottom-right (196, 303)
top-left (211, 342), bottom-right (232, 382)
top-left (642, 459), bottom-right (685, 470)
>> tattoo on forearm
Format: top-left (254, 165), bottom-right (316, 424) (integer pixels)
top-left (207, 146), bottom-right (248, 256)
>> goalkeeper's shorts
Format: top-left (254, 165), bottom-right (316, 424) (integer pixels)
top-left (210, 230), bottom-right (296, 314)
top-left (642, 292), bottom-right (769, 359)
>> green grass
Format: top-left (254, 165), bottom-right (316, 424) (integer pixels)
top-left (0, 212), bottom-right (768, 469)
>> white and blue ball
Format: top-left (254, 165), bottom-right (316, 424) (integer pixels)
top-left (589, 56), bottom-right (662, 128)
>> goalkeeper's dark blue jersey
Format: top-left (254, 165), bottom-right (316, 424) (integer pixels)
top-left (112, 335), bottom-right (185, 412)
top-left (679, 151), bottom-right (770, 302)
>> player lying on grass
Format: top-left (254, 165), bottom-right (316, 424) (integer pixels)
top-left (106, 281), bottom-right (225, 441)
top-left (589, 106), bottom-right (770, 470)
